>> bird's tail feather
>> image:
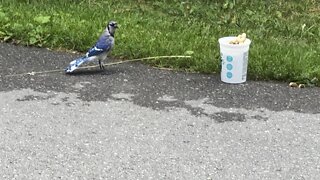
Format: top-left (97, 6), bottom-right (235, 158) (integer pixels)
top-left (65, 56), bottom-right (89, 73)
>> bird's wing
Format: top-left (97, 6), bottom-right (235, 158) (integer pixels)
top-left (86, 35), bottom-right (114, 57)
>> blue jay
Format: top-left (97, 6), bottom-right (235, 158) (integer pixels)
top-left (65, 21), bottom-right (118, 73)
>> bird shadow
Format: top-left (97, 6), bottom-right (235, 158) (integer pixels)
top-left (66, 68), bottom-right (120, 76)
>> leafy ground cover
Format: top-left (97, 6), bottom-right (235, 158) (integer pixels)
top-left (0, 0), bottom-right (319, 85)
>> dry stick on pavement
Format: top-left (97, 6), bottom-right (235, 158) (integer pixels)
top-left (5, 55), bottom-right (192, 77)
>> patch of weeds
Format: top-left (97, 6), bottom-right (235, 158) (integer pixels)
top-left (28, 15), bottom-right (52, 46)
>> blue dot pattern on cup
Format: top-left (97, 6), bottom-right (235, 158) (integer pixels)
top-left (227, 72), bottom-right (233, 79)
top-left (226, 55), bottom-right (233, 79)
top-left (227, 64), bottom-right (233, 70)
top-left (227, 56), bottom-right (233, 62)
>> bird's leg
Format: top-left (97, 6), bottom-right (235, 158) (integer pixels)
top-left (99, 59), bottom-right (104, 70)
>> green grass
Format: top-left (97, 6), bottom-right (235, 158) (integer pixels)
top-left (0, 0), bottom-right (320, 85)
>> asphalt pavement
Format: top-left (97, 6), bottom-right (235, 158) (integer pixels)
top-left (0, 43), bottom-right (320, 179)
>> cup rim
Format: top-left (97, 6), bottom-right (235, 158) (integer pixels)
top-left (219, 36), bottom-right (251, 48)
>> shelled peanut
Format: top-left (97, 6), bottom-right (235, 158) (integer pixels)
top-left (229, 33), bottom-right (247, 44)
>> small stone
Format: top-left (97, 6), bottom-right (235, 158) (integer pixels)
top-left (298, 84), bottom-right (305, 88)
top-left (27, 72), bottom-right (36, 76)
top-left (289, 82), bottom-right (298, 87)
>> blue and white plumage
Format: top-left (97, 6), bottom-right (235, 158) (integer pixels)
top-left (65, 21), bottom-right (118, 73)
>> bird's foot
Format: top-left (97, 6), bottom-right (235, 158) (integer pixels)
top-left (99, 60), bottom-right (105, 70)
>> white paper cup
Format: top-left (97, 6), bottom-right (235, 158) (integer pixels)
top-left (218, 37), bottom-right (252, 84)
